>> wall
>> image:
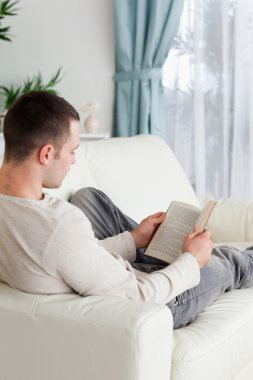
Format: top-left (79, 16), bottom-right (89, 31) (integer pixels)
top-left (0, 0), bottom-right (115, 134)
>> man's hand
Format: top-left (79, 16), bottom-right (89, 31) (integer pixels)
top-left (130, 212), bottom-right (166, 249)
top-left (182, 227), bottom-right (213, 268)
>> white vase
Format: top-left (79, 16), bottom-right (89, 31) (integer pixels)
top-left (84, 114), bottom-right (99, 134)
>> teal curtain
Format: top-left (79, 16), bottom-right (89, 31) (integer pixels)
top-left (113, 0), bottom-right (184, 139)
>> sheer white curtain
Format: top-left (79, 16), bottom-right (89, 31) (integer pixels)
top-left (163, 0), bottom-right (253, 199)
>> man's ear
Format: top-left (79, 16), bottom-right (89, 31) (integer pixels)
top-left (38, 144), bottom-right (55, 165)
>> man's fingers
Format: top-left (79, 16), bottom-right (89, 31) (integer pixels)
top-left (150, 211), bottom-right (165, 218)
top-left (188, 226), bottom-right (201, 238)
top-left (203, 229), bottom-right (211, 239)
top-left (189, 226), bottom-right (211, 239)
top-left (154, 212), bottom-right (166, 223)
top-left (147, 212), bottom-right (165, 222)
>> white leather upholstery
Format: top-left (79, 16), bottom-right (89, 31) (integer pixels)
top-left (0, 134), bottom-right (253, 380)
top-left (172, 288), bottom-right (253, 380)
top-left (208, 198), bottom-right (253, 243)
top-left (48, 135), bottom-right (200, 222)
top-left (0, 282), bottom-right (173, 380)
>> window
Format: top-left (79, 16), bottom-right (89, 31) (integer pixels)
top-left (162, 0), bottom-right (253, 199)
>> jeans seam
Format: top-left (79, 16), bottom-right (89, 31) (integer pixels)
top-left (239, 253), bottom-right (251, 288)
top-left (108, 203), bottom-right (118, 236)
top-left (176, 275), bottom-right (232, 307)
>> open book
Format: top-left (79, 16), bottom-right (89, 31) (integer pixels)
top-left (144, 200), bottom-right (217, 264)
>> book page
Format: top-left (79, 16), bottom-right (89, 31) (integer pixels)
top-left (144, 200), bottom-right (217, 264)
top-left (145, 201), bottom-right (201, 263)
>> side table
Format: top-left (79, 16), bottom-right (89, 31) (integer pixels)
top-left (79, 132), bottom-right (110, 141)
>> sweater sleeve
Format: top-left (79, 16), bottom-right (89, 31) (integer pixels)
top-left (45, 209), bottom-right (200, 304)
top-left (98, 232), bottom-right (136, 262)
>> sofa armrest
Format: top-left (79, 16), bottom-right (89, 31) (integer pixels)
top-left (0, 284), bottom-right (173, 380)
top-left (207, 199), bottom-right (253, 244)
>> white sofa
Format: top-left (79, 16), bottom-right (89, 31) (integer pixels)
top-left (1, 134), bottom-right (253, 380)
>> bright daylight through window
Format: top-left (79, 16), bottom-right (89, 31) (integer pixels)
top-left (162, 0), bottom-right (253, 200)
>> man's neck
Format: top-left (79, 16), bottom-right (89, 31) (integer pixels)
top-left (0, 162), bottom-right (44, 200)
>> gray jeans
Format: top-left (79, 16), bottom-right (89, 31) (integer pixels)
top-left (70, 187), bottom-right (253, 329)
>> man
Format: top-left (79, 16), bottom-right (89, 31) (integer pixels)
top-left (0, 91), bottom-right (252, 329)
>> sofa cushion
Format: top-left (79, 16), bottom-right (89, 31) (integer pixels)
top-left (171, 287), bottom-right (253, 380)
top-left (77, 135), bottom-right (199, 222)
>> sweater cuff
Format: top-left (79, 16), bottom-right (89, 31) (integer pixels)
top-left (173, 252), bottom-right (200, 288)
top-left (159, 252), bottom-right (200, 298)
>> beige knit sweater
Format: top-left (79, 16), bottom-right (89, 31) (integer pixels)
top-left (0, 193), bottom-right (200, 304)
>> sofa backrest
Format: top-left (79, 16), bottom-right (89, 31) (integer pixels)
top-left (0, 135), bottom-right (199, 222)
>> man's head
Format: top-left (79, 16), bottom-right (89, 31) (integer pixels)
top-left (3, 91), bottom-right (80, 163)
top-left (2, 91), bottom-right (80, 190)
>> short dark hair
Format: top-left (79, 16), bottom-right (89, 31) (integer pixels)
top-left (3, 91), bottom-right (80, 162)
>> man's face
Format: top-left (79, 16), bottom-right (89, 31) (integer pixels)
top-left (43, 120), bottom-right (80, 188)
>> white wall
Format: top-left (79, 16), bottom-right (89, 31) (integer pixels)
top-left (0, 0), bottom-right (115, 134)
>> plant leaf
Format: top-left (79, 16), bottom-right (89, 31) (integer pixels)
top-left (0, 67), bottom-right (63, 109)
top-left (0, 0), bottom-right (19, 41)
top-left (0, 0), bottom-right (19, 17)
